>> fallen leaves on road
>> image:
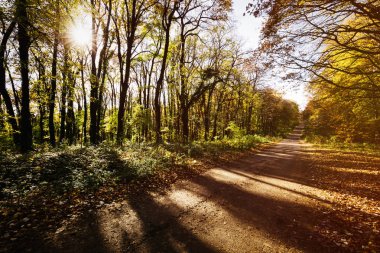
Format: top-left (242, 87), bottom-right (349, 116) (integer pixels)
top-left (304, 147), bottom-right (380, 252)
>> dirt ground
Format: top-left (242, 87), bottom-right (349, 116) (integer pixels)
top-left (3, 128), bottom-right (380, 253)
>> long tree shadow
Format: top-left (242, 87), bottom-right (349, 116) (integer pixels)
top-left (38, 211), bottom-right (111, 253)
top-left (185, 172), bottom-right (376, 253)
top-left (39, 168), bottom-right (377, 253)
top-left (223, 144), bottom-right (380, 201)
top-left (123, 193), bottom-right (219, 253)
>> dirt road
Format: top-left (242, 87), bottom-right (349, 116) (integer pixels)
top-left (40, 127), bottom-right (379, 253)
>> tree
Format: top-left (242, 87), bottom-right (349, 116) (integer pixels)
top-left (175, 0), bottom-right (231, 142)
top-left (115, 0), bottom-right (153, 144)
top-left (16, 0), bottom-right (33, 152)
top-left (153, 0), bottom-right (180, 143)
top-left (48, 0), bottom-right (60, 147)
top-left (0, 19), bottom-right (20, 146)
top-left (247, 0), bottom-right (380, 92)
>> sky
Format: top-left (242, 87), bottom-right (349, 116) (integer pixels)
top-left (230, 0), bottom-right (310, 110)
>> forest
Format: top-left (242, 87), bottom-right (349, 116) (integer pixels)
top-left (1, 0), bottom-right (379, 252)
top-left (0, 0), bottom-right (299, 152)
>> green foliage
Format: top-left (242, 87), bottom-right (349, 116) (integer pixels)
top-left (173, 134), bottom-right (277, 157)
top-left (305, 136), bottom-right (380, 155)
top-left (225, 121), bottom-right (245, 138)
top-left (0, 143), bottom-right (189, 199)
top-left (304, 86), bottom-right (380, 144)
top-left (104, 110), bottom-right (118, 137)
top-left (2, 132), bottom-right (275, 194)
top-left (127, 104), bottom-right (151, 142)
top-left (257, 88), bottom-right (300, 137)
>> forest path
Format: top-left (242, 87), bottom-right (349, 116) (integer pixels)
top-left (46, 127), bottom-right (378, 253)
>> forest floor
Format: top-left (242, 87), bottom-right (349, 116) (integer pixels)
top-left (1, 128), bottom-right (379, 253)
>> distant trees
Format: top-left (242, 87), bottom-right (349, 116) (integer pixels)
top-left (0, 0), bottom-right (298, 152)
top-left (248, 0), bottom-right (380, 143)
top-left (258, 89), bottom-right (299, 136)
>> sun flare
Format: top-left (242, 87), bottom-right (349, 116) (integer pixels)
top-left (68, 14), bottom-right (92, 48)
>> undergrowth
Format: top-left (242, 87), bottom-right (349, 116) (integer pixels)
top-left (0, 134), bottom-right (275, 202)
top-left (304, 134), bottom-right (380, 154)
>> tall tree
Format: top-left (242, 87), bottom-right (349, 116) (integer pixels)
top-left (16, 0), bottom-right (33, 152)
top-left (89, 0), bottom-right (100, 144)
top-left (115, 0), bottom-right (153, 144)
top-left (0, 20), bottom-right (20, 146)
top-left (49, 1), bottom-right (60, 147)
top-left (175, 0), bottom-right (231, 142)
top-left (59, 48), bottom-right (69, 143)
top-left (154, 0), bottom-right (179, 143)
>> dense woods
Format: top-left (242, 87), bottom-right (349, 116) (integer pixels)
top-left (248, 0), bottom-right (380, 144)
top-left (0, 0), bottom-right (299, 152)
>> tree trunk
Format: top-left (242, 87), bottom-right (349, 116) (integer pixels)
top-left (39, 105), bottom-right (45, 143)
top-left (246, 103), bottom-right (253, 134)
top-left (36, 61), bottom-right (46, 143)
top-left (0, 21), bottom-right (20, 146)
top-left (89, 0), bottom-right (99, 144)
top-left (49, 4), bottom-right (59, 147)
top-left (96, 0), bottom-right (112, 142)
top-left (178, 30), bottom-right (188, 143)
top-left (80, 58), bottom-right (87, 144)
top-left (59, 50), bottom-right (68, 143)
top-left (17, 0), bottom-right (33, 152)
top-left (155, 15), bottom-right (175, 143)
top-left (204, 87), bottom-right (215, 141)
top-left (116, 0), bottom-right (141, 145)
top-left (117, 25), bottom-right (135, 144)
top-left (7, 64), bottom-right (21, 115)
top-left (181, 106), bottom-right (189, 142)
top-left (66, 69), bottom-right (75, 145)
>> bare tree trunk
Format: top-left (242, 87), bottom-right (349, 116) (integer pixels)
top-left (80, 58), bottom-right (87, 144)
top-left (66, 68), bottom-right (76, 145)
top-left (0, 20), bottom-right (20, 146)
top-left (155, 2), bottom-right (178, 143)
top-left (204, 87), bottom-right (215, 141)
top-left (59, 49), bottom-right (68, 143)
top-left (49, 3), bottom-right (59, 147)
top-left (116, 40), bottom-right (133, 144)
top-left (36, 60), bottom-right (46, 143)
top-left (89, 0), bottom-right (99, 144)
top-left (17, 0), bottom-right (33, 152)
top-left (6, 64), bottom-right (21, 115)
top-left (116, 0), bottom-right (142, 145)
top-left (96, 0), bottom-right (112, 142)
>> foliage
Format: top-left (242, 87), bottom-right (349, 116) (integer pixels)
top-left (302, 16), bottom-right (380, 144)
top-left (0, 0), bottom-right (298, 151)
top-left (0, 133), bottom-right (274, 201)
top-left (249, 0), bottom-right (379, 144)
top-left (304, 135), bottom-right (380, 155)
